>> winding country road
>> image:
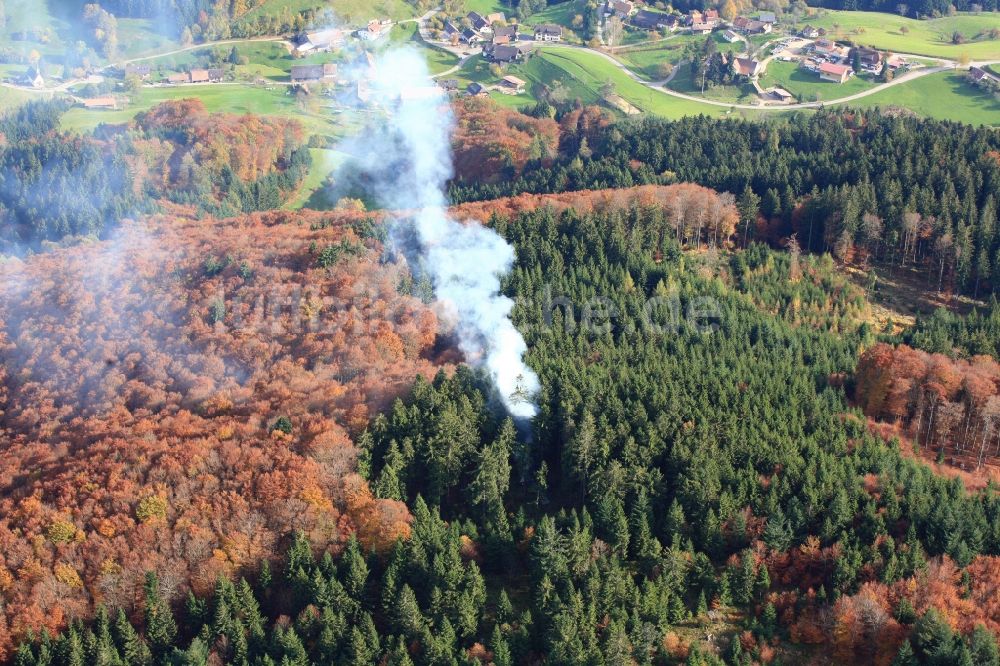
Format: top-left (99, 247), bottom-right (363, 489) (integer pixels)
top-left (6, 10), bottom-right (999, 116)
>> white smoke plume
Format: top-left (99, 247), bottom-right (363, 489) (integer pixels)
top-left (332, 46), bottom-right (540, 420)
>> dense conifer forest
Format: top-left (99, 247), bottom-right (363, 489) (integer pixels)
top-left (451, 111), bottom-right (1000, 298)
top-left (10, 204), bottom-right (1000, 665)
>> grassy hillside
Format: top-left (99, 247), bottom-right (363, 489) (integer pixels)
top-left (808, 10), bottom-right (1000, 59)
top-left (760, 60), bottom-right (878, 102)
top-left (836, 69), bottom-right (1000, 125)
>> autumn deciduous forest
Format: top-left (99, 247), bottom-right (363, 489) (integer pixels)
top-left (6, 95), bottom-right (1000, 666)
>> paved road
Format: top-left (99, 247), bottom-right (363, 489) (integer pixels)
top-left (8, 10), bottom-right (999, 116)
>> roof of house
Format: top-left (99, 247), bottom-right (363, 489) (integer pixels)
top-left (444, 21), bottom-right (460, 34)
top-left (167, 73), bottom-right (188, 83)
top-left (733, 57), bottom-right (761, 76)
top-left (291, 64), bottom-right (326, 80)
top-left (467, 11), bottom-right (489, 29)
top-left (819, 62), bottom-right (852, 76)
top-left (502, 75), bottom-right (526, 86)
top-left (723, 29), bottom-right (741, 40)
top-left (490, 44), bottom-right (522, 61)
top-left (207, 68), bottom-right (224, 79)
top-left (705, 9), bottom-right (719, 18)
top-left (632, 9), bottom-right (673, 29)
top-left (467, 82), bottom-right (484, 94)
top-left (494, 25), bottom-right (517, 38)
top-left (611, 0), bottom-right (635, 12)
top-left (691, 22), bottom-right (715, 31)
top-left (814, 39), bottom-right (836, 51)
top-left (850, 46), bottom-right (882, 63)
top-left (771, 87), bottom-right (793, 98)
top-left (733, 16), bottom-right (751, 28)
top-left (746, 20), bottom-right (769, 31)
top-left (486, 12), bottom-right (506, 23)
top-left (82, 96), bottom-right (117, 108)
top-left (535, 24), bottom-right (563, 35)
top-left (189, 69), bottom-right (209, 82)
top-left (305, 28), bottom-right (343, 46)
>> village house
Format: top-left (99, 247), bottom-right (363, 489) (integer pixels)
top-left (443, 21), bottom-right (461, 38)
top-left (687, 9), bottom-right (703, 24)
top-left (189, 69), bottom-right (210, 83)
top-left (732, 57), bottom-right (764, 78)
top-left (296, 28), bottom-right (345, 53)
top-left (467, 12), bottom-right (492, 32)
top-left (486, 43), bottom-right (524, 64)
top-left (466, 81), bottom-right (487, 96)
top-left (631, 10), bottom-right (676, 31)
top-left (819, 61), bottom-right (852, 83)
top-left (493, 25), bottom-right (518, 45)
top-left (357, 19), bottom-right (392, 41)
top-left (207, 68), bottom-right (224, 82)
top-left (80, 96), bottom-right (120, 110)
top-left (849, 46), bottom-right (883, 73)
top-left (534, 24), bottom-right (563, 42)
top-left (812, 39), bottom-right (842, 58)
top-left (971, 66), bottom-right (1000, 84)
top-left (486, 12), bottom-right (506, 24)
top-left (704, 8), bottom-right (720, 21)
top-left (501, 75), bottom-right (526, 93)
top-left (166, 72), bottom-right (188, 84)
top-left (461, 28), bottom-right (481, 45)
top-left (722, 29), bottom-right (742, 42)
top-left (124, 63), bottom-right (151, 80)
top-left (758, 11), bottom-right (777, 23)
top-left (606, 0), bottom-right (637, 18)
top-left (746, 19), bottom-right (772, 34)
top-left (690, 21), bottom-right (715, 34)
top-left (800, 25), bottom-right (820, 38)
top-left (290, 63), bottom-right (337, 83)
top-left (732, 16), bottom-right (751, 31)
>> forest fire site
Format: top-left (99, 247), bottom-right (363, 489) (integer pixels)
top-left (328, 43), bottom-right (540, 421)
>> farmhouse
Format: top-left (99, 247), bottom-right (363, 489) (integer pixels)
top-left (768, 87), bottom-right (794, 102)
top-left (971, 66), bottom-right (1000, 84)
top-left (722, 29), bottom-right (741, 42)
top-left (819, 62), bottom-right (852, 83)
top-left (493, 25), bottom-right (518, 44)
top-left (189, 69), bottom-right (210, 83)
top-left (849, 46), bottom-right (883, 73)
top-left (443, 21), bottom-right (461, 38)
top-left (290, 63), bottom-right (337, 83)
top-left (501, 75), bottom-right (526, 93)
top-left (812, 39), bottom-right (841, 57)
top-left (732, 16), bottom-right (751, 31)
top-left (486, 44), bottom-right (524, 63)
top-left (166, 72), bottom-right (188, 84)
top-left (461, 28), bottom-right (481, 45)
top-left (607, 0), bottom-right (636, 17)
top-left (80, 96), bottom-right (119, 109)
top-left (800, 25), bottom-right (819, 38)
top-left (746, 19), bottom-right (772, 34)
top-left (207, 68), bottom-right (224, 82)
top-left (631, 10), bottom-right (676, 31)
top-left (690, 22), bottom-right (715, 34)
top-left (534, 24), bottom-right (563, 42)
top-left (297, 28), bottom-right (345, 52)
top-left (124, 63), bottom-right (151, 80)
top-left (486, 12), bottom-right (506, 23)
top-left (732, 57), bottom-right (764, 78)
top-left (358, 19), bottom-right (392, 41)
top-left (466, 82), bottom-right (487, 96)
top-left (467, 12), bottom-right (491, 32)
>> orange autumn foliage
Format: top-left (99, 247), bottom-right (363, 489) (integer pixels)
top-left (0, 208), bottom-right (445, 648)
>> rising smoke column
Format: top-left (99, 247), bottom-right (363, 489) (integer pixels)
top-left (337, 47), bottom-right (540, 419)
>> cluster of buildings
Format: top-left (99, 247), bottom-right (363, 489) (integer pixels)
top-left (606, 2), bottom-right (776, 38)
top-left (798, 39), bottom-right (901, 83)
top-left (443, 11), bottom-right (563, 50)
